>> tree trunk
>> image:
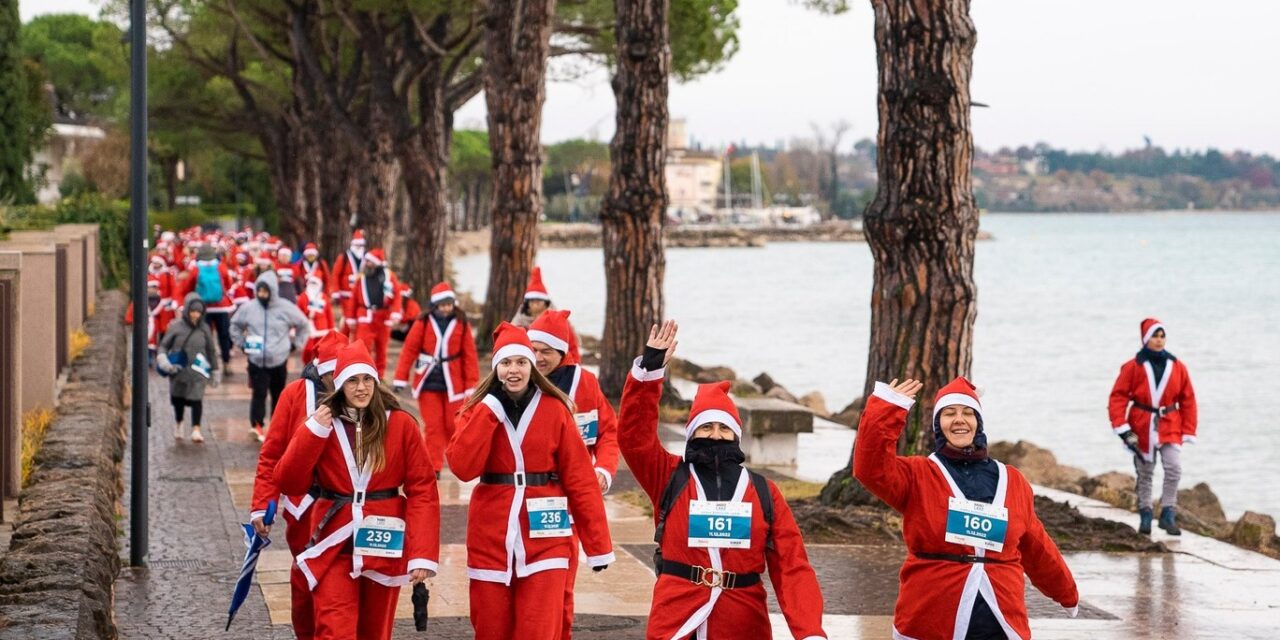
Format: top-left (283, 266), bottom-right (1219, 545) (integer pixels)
top-left (398, 68), bottom-right (451, 295)
top-left (821, 0), bottom-right (979, 505)
top-left (597, 0), bottom-right (670, 397)
top-left (476, 0), bottom-right (557, 350)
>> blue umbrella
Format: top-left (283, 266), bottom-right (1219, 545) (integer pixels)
top-left (226, 499), bottom-right (277, 631)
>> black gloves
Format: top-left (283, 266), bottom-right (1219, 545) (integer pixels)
top-left (640, 346), bottom-right (666, 372)
top-left (1119, 430), bottom-right (1140, 455)
top-left (592, 564), bottom-right (608, 573)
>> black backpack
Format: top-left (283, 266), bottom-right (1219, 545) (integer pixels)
top-left (652, 463), bottom-right (775, 568)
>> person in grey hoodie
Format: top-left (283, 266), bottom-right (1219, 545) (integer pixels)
top-left (230, 270), bottom-right (310, 442)
top-left (157, 293), bottom-right (220, 443)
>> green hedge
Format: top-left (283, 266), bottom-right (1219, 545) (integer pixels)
top-left (1, 195), bottom-right (129, 289)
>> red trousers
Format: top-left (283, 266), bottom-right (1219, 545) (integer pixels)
top-left (417, 390), bottom-right (461, 471)
top-left (470, 569), bottom-right (568, 640)
top-left (355, 317), bottom-right (391, 377)
top-left (562, 533), bottom-right (581, 640)
top-left (290, 564), bottom-right (316, 639)
top-left (311, 560), bottom-right (400, 640)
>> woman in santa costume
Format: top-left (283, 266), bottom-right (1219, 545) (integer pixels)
top-left (1108, 318), bottom-right (1198, 536)
top-left (526, 309), bottom-right (619, 639)
top-left (619, 320), bottom-right (827, 640)
top-left (855, 376), bottom-right (1079, 640)
top-left (275, 246), bottom-right (299, 303)
top-left (275, 340), bottom-right (440, 640)
top-left (391, 282), bottom-right (479, 471)
top-left (343, 249), bottom-right (402, 377)
top-left (249, 331), bottom-right (347, 640)
top-left (329, 230), bottom-right (366, 304)
top-left (446, 322), bottom-right (614, 640)
top-left (298, 274), bottom-right (336, 368)
top-left (294, 243), bottom-right (330, 295)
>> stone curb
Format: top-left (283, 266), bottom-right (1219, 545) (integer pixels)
top-left (0, 290), bottom-right (128, 639)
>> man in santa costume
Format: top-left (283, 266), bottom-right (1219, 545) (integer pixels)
top-left (343, 249), bottom-right (402, 377)
top-left (526, 309), bottom-right (618, 639)
top-left (275, 246), bottom-right (299, 303)
top-left (391, 282), bottom-right (478, 471)
top-left (297, 274), bottom-right (336, 367)
top-left (511, 266), bottom-right (582, 362)
top-left (294, 243), bottom-right (330, 296)
top-left (249, 331), bottom-right (346, 640)
top-left (620, 320), bottom-right (827, 640)
top-left (856, 376), bottom-right (1079, 640)
top-left (447, 323), bottom-right (614, 639)
top-left (124, 269), bottom-right (174, 362)
top-left (276, 341), bottom-right (439, 640)
top-left (1108, 318), bottom-right (1198, 535)
top-left (329, 230), bottom-right (366, 303)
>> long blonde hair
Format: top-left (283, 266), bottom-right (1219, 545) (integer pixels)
top-left (320, 381), bottom-right (413, 474)
top-left (461, 363), bottom-right (575, 417)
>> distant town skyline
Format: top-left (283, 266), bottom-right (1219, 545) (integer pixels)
top-left (24, 0), bottom-right (1280, 155)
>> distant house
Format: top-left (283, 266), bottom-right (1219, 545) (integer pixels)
top-left (665, 119), bottom-right (723, 221)
top-left (31, 86), bottom-right (107, 205)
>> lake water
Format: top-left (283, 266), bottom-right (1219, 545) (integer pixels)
top-left (453, 212), bottom-right (1280, 520)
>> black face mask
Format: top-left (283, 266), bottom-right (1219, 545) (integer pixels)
top-left (257, 295), bottom-right (271, 307)
top-left (684, 437), bottom-right (745, 467)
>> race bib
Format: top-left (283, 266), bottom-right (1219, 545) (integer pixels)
top-left (945, 497), bottom-right (1009, 552)
top-left (526, 497), bottom-right (571, 538)
top-left (354, 515), bottom-right (406, 558)
top-left (191, 353), bottom-right (212, 379)
top-left (688, 500), bottom-right (752, 549)
top-left (244, 334), bottom-right (264, 355)
top-left (575, 410), bottom-right (599, 445)
top-left (414, 354), bottom-right (435, 376)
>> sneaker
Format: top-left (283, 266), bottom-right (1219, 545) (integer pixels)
top-left (251, 424), bottom-right (266, 443)
top-left (190, 426), bottom-right (205, 444)
top-left (174, 421), bottom-right (185, 441)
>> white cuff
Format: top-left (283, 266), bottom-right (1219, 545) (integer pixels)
top-left (407, 558), bottom-right (439, 577)
top-left (393, 380), bottom-right (407, 388)
top-left (1113, 425), bottom-right (1133, 435)
top-left (594, 467), bottom-right (613, 494)
top-left (629, 356), bottom-right (665, 382)
top-left (1065, 605), bottom-right (1079, 618)
top-left (249, 510), bottom-right (266, 522)
top-left (1182, 435), bottom-right (1196, 444)
top-left (872, 381), bottom-right (916, 410)
top-left (305, 416), bottom-right (333, 438)
top-left (586, 552), bottom-right (615, 568)
top-left (798, 637), bottom-right (828, 640)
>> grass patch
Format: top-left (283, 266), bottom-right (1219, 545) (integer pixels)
top-left (69, 329), bottom-right (91, 361)
top-left (772, 478), bottom-right (826, 501)
top-left (613, 489), bottom-right (654, 518)
top-left (21, 409), bottom-right (55, 486)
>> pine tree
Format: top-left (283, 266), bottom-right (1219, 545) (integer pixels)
top-left (0, 0), bottom-right (32, 202)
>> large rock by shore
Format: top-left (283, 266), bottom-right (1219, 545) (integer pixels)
top-left (989, 440), bottom-right (1089, 494)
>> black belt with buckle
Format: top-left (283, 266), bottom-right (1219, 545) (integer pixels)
top-left (1133, 401), bottom-right (1179, 418)
top-left (480, 471), bottom-right (558, 487)
top-left (657, 559), bottom-right (761, 589)
top-left (304, 485), bottom-right (401, 550)
top-left (914, 551), bottom-right (1009, 564)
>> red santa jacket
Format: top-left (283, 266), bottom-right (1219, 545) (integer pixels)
top-left (251, 375), bottom-right (325, 553)
top-left (392, 314), bottom-right (479, 403)
top-left (1108, 355), bottom-right (1198, 460)
top-left (343, 271), bottom-right (403, 327)
top-left (295, 258), bottom-right (331, 294)
top-left (297, 291), bottom-right (335, 338)
top-left (329, 249), bottom-right (364, 300)
top-left (619, 363), bottom-right (827, 640)
top-left (177, 259), bottom-right (236, 313)
top-left (276, 409), bottom-right (440, 589)
top-left (446, 389), bottom-right (615, 585)
top-left (854, 384), bottom-right (1079, 640)
top-left (558, 365), bottom-right (620, 491)
top-left (231, 266), bottom-right (257, 307)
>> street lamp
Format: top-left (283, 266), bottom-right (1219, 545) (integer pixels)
top-left (128, 0), bottom-right (150, 568)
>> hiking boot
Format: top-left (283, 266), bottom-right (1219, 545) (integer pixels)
top-left (174, 421), bottom-right (185, 441)
top-left (190, 426), bottom-right (205, 444)
top-left (1138, 508), bottom-right (1153, 535)
top-left (1158, 507), bottom-right (1181, 536)
top-left (251, 423), bottom-right (266, 443)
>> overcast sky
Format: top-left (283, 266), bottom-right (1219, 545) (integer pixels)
top-left (24, 0), bottom-right (1280, 154)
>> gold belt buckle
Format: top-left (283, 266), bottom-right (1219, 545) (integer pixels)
top-left (694, 565), bottom-right (732, 588)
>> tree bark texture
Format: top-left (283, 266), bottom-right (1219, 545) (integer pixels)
top-left (476, 0), bottom-right (557, 350)
top-left (863, 0), bottom-right (979, 454)
top-left (597, 0), bottom-right (671, 397)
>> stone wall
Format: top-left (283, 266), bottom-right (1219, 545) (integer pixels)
top-left (0, 290), bottom-right (127, 639)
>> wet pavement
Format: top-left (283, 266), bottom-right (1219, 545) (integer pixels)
top-left (114, 346), bottom-right (1280, 639)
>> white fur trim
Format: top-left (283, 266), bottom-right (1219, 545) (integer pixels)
top-left (491, 344), bottom-right (535, 370)
top-left (305, 416), bottom-right (332, 438)
top-left (361, 570), bottom-right (410, 587)
top-left (1182, 435), bottom-right (1196, 445)
top-left (334, 362), bottom-right (378, 388)
top-left (1142, 322), bottom-right (1166, 346)
top-left (430, 290), bottom-right (455, 303)
top-left (873, 381), bottom-right (916, 411)
top-left (594, 467), bottom-right (613, 494)
top-left (629, 356), bottom-right (665, 382)
top-left (685, 409), bottom-right (742, 440)
top-left (1066, 605), bottom-right (1080, 618)
top-left (249, 510), bottom-right (266, 522)
top-left (585, 552), bottom-right (615, 568)
top-left (527, 329), bottom-right (569, 353)
top-left (317, 358), bottom-right (337, 375)
top-left (932, 393), bottom-right (982, 420)
top-left (523, 291), bottom-right (550, 301)
top-left (408, 558), bottom-right (439, 576)
top-left (467, 567), bottom-right (510, 583)
top-left (1113, 424), bottom-right (1133, 435)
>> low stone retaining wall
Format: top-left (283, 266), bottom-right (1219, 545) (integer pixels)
top-left (0, 290), bottom-right (126, 639)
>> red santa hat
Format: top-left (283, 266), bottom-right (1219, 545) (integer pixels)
top-left (149, 253), bottom-right (166, 267)
top-left (310, 331), bottom-right (349, 375)
top-left (1140, 318), bottom-right (1165, 346)
top-left (490, 321), bottom-right (535, 371)
top-left (303, 242), bottom-right (319, 257)
top-left (364, 249), bottom-right (386, 266)
top-left (527, 309), bottom-right (573, 355)
top-left (932, 376), bottom-right (983, 423)
top-left (277, 246), bottom-right (293, 262)
top-left (333, 340), bottom-right (379, 389)
top-left (254, 251), bottom-right (274, 266)
top-left (524, 267), bottom-right (550, 301)
top-left (146, 276), bottom-right (161, 289)
top-left (429, 282), bottom-right (456, 304)
top-left (306, 273), bottom-right (324, 289)
top-left (350, 229), bottom-right (366, 247)
top-left (685, 381), bottom-right (742, 440)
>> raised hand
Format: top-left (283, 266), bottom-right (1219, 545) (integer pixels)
top-left (888, 378), bottom-right (924, 399)
top-left (646, 320), bottom-right (679, 366)
top-left (311, 404), bottom-right (333, 427)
